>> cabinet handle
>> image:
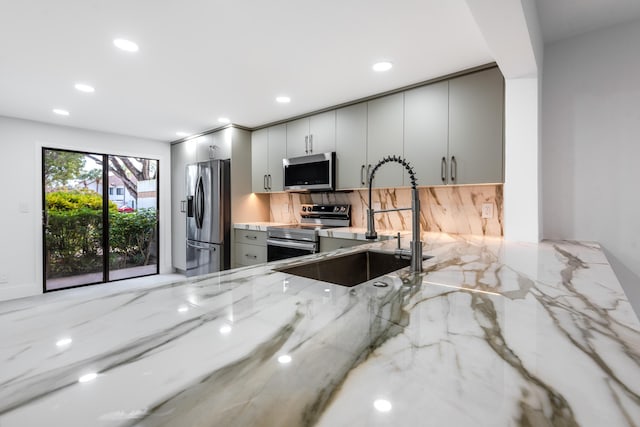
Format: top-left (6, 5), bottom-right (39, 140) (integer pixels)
top-left (309, 134), bottom-right (313, 153)
top-left (245, 254), bottom-right (257, 259)
top-left (180, 200), bottom-right (187, 213)
top-left (367, 164), bottom-right (372, 183)
top-left (268, 174), bottom-right (272, 190)
top-left (263, 174), bottom-right (267, 190)
top-left (244, 234), bottom-right (258, 240)
top-left (305, 136), bottom-right (309, 154)
top-left (360, 164), bottom-right (366, 186)
top-left (441, 157), bottom-right (446, 183)
top-left (450, 156), bottom-right (457, 183)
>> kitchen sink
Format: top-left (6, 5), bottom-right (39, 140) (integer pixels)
top-left (276, 250), bottom-right (429, 287)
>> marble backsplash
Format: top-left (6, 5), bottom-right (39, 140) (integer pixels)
top-left (269, 184), bottom-right (503, 236)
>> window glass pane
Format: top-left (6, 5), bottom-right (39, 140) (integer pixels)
top-left (108, 155), bottom-right (159, 280)
top-left (43, 149), bottom-right (104, 290)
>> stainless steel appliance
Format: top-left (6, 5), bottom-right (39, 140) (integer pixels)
top-left (185, 159), bottom-right (230, 276)
top-left (266, 204), bottom-right (350, 261)
top-left (283, 152), bottom-right (336, 192)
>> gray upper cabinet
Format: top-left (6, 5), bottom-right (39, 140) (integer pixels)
top-left (448, 67), bottom-right (504, 184)
top-left (251, 66), bottom-right (504, 191)
top-left (268, 125), bottom-right (286, 191)
top-left (252, 124), bottom-right (286, 192)
top-left (194, 132), bottom-right (230, 162)
top-left (286, 111), bottom-right (336, 158)
top-left (367, 93), bottom-right (405, 188)
top-left (336, 103), bottom-right (368, 189)
top-left (404, 81), bottom-right (449, 186)
top-left (251, 129), bottom-right (269, 192)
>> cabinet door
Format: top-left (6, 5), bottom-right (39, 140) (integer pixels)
top-left (367, 93), bottom-right (405, 188)
top-left (285, 118), bottom-right (309, 158)
top-left (448, 68), bottom-right (504, 184)
top-left (195, 134), bottom-right (215, 163)
top-left (170, 141), bottom-right (196, 271)
top-left (210, 128), bottom-right (232, 160)
top-left (308, 110), bottom-right (336, 154)
top-left (336, 103), bottom-right (368, 189)
top-left (404, 82), bottom-right (449, 186)
top-left (251, 129), bottom-right (269, 192)
top-left (267, 124), bottom-right (287, 191)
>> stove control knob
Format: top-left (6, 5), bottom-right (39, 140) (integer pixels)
top-left (340, 206), bottom-right (346, 212)
top-left (334, 206), bottom-right (339, 212)
top-left (302, 206), bottom-right (307, 212)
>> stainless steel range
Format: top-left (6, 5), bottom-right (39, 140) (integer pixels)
top-left (266, 204), bottom-right (351, 261)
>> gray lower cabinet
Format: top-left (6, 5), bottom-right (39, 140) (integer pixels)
top-left (404, 81), bottom-right (449, 186)
top-left (319, 237), bottom-right (364, 252)
top-left (234, 229), bottom-right (267, 267)
top-left (336, 103), bottom-right (368, 189)
top-left (251, 125), bottom-right (286, 192)
top-left (367, 93), bottom-right (405, 188)
top-left (448, 67), bottom-right (504, 184)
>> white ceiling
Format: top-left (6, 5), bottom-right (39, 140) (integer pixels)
top-left (536, 0), bottom-right (640, 44)
top-left (3, 1), bottom-right (638, 143)
top-left (0, 0), bottom-right (493, 142)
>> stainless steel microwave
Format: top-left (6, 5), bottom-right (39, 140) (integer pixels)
top-left (283, 152), bottom-right (336, 192)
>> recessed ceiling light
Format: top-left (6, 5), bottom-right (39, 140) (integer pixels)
top-left (113, 38), bottom-right (139, 52)
top-left (53, 108), bottom-right (70, 116)
top-left (276, 96), bottom-right (291, 104)
top-left (218, 117), bottom-right (230, 124)
top-left (74, 83), bottom-right (95, 93)
top-left (176, 131), bottom-right (189, 137)
top-left (372, 61), bottom-right (393, 72)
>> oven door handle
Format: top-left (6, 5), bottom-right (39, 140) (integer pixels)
top-left (266, 238), bottom-right (317, 252)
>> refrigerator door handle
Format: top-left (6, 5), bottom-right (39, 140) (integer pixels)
top-left (195, 176), bottom-right (205, 229)
top-left (187, 240), bottom-right (217, 250)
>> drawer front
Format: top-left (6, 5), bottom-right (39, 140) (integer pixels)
top-left (234, 229), bottom-right (267, 246)
top-left (235, 242), bottom-right (267, 266)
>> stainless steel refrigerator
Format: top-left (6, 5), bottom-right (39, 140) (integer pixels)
top-left (185, 159), bottom-right (230, 277)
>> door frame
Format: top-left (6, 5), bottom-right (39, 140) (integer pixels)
top-left (41, 147), bottom-right (160, 293)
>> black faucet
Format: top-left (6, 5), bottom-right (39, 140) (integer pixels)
top-left (365, 155), bottom-right (423, 273)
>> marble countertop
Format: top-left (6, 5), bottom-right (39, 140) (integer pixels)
top-left (1, 233), bottom-right (639, 426)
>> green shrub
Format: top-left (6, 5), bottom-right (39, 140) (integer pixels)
top-left (45, 190), bottom-right (156, 277)
top-left (109, 208), bottom-right (158, 269)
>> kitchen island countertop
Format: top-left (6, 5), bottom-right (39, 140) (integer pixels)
top-left (1, 233), bottom-right (639, 426)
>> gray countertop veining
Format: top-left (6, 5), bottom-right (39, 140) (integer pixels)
top-left (1, 233), bottom-right (639, 426)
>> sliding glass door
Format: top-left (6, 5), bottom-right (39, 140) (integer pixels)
top-left (43, 148), bottom-right (159, 292)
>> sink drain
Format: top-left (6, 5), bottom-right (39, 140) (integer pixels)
top-left (373, 281), bottom-right (389, 288)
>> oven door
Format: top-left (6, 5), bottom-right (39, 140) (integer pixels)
top-left (267, 238), bottom-right (318, 261)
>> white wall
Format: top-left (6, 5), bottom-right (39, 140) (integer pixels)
top-left (542, 18), bottom-right (640, 308)
top-left (0, 116), bottom-right (172, 301)
top-left (504, 77), bottom-right (541, 242)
